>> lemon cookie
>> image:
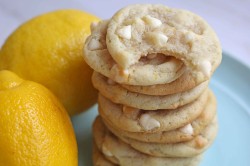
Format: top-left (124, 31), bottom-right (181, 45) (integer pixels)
top-left (92, 72), bottom-right (208, 110)
top-left (93, 116), bottom-right (202, 166)
top-left (106, 4), bottom-right (222, 83)
top-left (98, 89), bottom-right (209, 132)
top-left (109, 118), bottom-right (218, 158)
top-left (84, 20), bottom-right (186, 86)
top-left (93, 143), bottom-right (117, 166)
top-left (102, 90), bottom-right (217, 143)
top-left (121, 70), bottom-right (206, 95)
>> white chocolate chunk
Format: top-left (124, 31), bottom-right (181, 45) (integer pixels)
top-left (88, 38), bottom-right (103, 50)
top-left (185, 32), bottom-right (196, 42)
top-left (139, 114), bottom-right (160, 131)
top-left (179, 124), bottom-right (193, 135)
top-left (198, 60), bottom-right (212, 77)
top-left (117, 25), bottom-right (132, 39)
top-left (147, 32), bottom-right (168, 46)
top-left (102, 145), bottom-right (113, 157)
top-left (134, 17), bottom-right (145, 25)
top-left (123, 69), bottom-right (129, 75)
top-left (143, 15), bottom-right (162, 28)
top-left (110, 64), bottom-right (128, 83)
top-left (157, 34), bottom-right (169, 44)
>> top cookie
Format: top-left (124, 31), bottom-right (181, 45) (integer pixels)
top-left (84, 20), bottom-right (185, 86)
top-left (106, 4), bottom-right (222, 82)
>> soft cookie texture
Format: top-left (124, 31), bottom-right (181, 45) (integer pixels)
top-left (93, 116), bottom-right (203, 166)
top-left (92, 71), bottom-right (208, 110)
top-left (121, 70), bottom-right (206, 95)
top-left (106, 4), bottom-right (222, 83)
top-left (109, 118), bottom-right (218, 158)
top-left (98, 89), bottom-right (209, 132)
top-left (84, 20), bottom-right (186, 86)
top-left (102, 90), bottom-right (217, 143)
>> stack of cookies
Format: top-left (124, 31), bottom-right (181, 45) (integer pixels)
top-left (83, 4), bottom-right (222, 166)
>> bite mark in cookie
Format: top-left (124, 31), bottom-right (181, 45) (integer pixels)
top-left (106, 4), bottom-right (222, 83)
top-left (84, 20), bottom-right (186, 86)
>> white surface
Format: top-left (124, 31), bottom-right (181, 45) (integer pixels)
top-left (0, 0), bottom-right (250, 67)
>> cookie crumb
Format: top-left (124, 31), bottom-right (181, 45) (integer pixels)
top-left (102, 144), bottom-right (113, 157)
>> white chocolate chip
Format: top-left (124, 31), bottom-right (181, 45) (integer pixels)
top-left (179, 124), bottom-right (193, 135)
top-left (102, 145), bottom-right (113, 157)
top-left (107, 78), bottom-right (116, 85)
top-left (139, 114), bottom-right (160, 131)
top-left (123, 69), bottom-right (129, 75)
top-left (143, 15), bottom-right (162, 28)
top-left (117, 25), bottom-right (132, 39)
top-left (134, 18), bottom-right (145, 25)
top-left (198, 60), bottom-right (212, 77)
top-left (147, 32), bottom-right (168, 46)
top-left (185, 32), bottom-right (196, 42)
top-left (157, 34), bottom-right (169, 44)
top-left (88, 38), bottom-right (103, 50)
top-left (110, 65), bottom-right (128, 83)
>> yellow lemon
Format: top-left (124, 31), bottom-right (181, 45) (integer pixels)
top-left (0, 10), bottom-right (99, 115)
top-left (0, 70), bottom-right (77, 166)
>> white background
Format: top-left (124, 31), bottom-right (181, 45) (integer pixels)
top-left (1, 0), bottom-right (250, 67)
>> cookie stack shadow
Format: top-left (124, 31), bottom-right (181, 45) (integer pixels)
top-left (83, 5), bottom-right (221, 166)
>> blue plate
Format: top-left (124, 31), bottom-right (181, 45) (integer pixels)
top-left (72, 53), bottom-right (250, 166)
